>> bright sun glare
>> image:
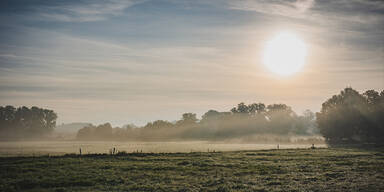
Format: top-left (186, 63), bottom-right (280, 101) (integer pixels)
top-left (263, 32), bottom-right (307, 76)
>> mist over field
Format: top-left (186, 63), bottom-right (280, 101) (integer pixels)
top-left (0, 141), bottom-right (327, 157)
top-left (0, 101), bottom-right (326, 155)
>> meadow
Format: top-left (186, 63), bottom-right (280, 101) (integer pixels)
top-left (1, 147), bottom-right (383, 191)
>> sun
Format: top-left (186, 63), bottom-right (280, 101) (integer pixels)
top-left (263, 32), bottom-right (307, 76)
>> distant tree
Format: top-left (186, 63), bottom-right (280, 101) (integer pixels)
top-left (231, 102), bottom-right (249, 114)
top-left (201, 110), bottom-right (221, 122)
top-left (266, 104), bottom-right (297, 134)
top-left (0, 106), bottom-right (57, 139)
top-left (199, 110), bottom-right (232, 138)
top-left (44, 109), bottom-right (57, 133)
top-left (0, 106), bottom-right (16, 134)
top-left (177, 113), bottom-right (198, 126)
top-left (76, 125), bottom-right (94, 140)
top-left (77, 123), bottom-right (117, 140)
top-left (231, 102), bottom-right (266, 116)
top-left (364, 90), bottom-right (380, 105)
top-left (294, 110), bottom-right (318, 135)
top-left (144, 120), bottom-right (174, 129)
top-left (95, 123), bottom-right (113, 139)
top-left (248, 103), bottom-right (266, 115)
top-left (266, 104), bottom-right (292, 113)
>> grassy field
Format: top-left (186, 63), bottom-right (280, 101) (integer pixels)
top-left (1, 147), bottom-right (383, 192)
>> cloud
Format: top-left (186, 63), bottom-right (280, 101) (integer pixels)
top-left (226, 0), bottom-right (315, 18)
top-left (294, 0), bottom-right (315, 13)
top-left (226, 0), bottom-right (384, 26)
top-left (0, 54), bottom-right (17, 58)
top-left (0, 0), bottom-right (145, 22)
top-left (0, 26), bottom-right (230, 98)
top-left (37, 0), bottom-right (144, 22)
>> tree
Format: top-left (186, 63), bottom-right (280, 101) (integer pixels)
top-left (0, 106), bottom-right (16, 134)
top-left (177, 113), bottom-right (198, 126)
top-left (266, 104), bottom-right (297, 134)
top-left (95, 123), bottom-right (113, 139)
top-left (0, 106), bottom-right (57, 139)
top-left (44, 109), bottom-right (57, 134)
top-left (317, 87), bottom-right (384, 144)
top-left (76, 125), bottom-right (94, 140)
top-left (144, 120), bottom-right (174, 129)
top-left (201, 110), bottom-right (221, 122)
top-left (362, 89), bottom-right (384, 141)
top-left (248, 103), bottom-right (266, 115)
top-left (231, 102), bottom-right (249, 114)
top-left (294, 110), bottom-right (317, 135)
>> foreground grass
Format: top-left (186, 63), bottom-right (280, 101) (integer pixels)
top-left (1, 148), bottom-right (384, 192)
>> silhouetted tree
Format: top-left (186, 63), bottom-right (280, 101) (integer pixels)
top-left (316, 87), bottom-right (384, 144)
top-left (248, 103), bottom-right (266, 115)
top-left (0, 106), bottom-right (57, 139)
top-left (231, 102), bottom-right (249, 114)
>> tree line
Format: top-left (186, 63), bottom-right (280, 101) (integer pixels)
top-left (76, 103), bottom-right (318, 141)
top-left (0, 106), bottom-right (57, 140)
top-left (76, 87), bottom-right (383, 144)
top-left (1, 87), bottom-right (382, 144)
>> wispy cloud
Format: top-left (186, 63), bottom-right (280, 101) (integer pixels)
top-left (226, 0), bottom-right (315, 18)
top-left (40, 0), bottom-right (143, 22)
top-left (226, 0), bottom-right (384, 25)
top-left (24, 0), bottom-right (145, 22)
top-left (0, 54), bottom-right (17, 58)
top-left (295, 0), bottom-right (315, 13)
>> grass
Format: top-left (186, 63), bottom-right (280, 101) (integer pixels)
top-left (0, 147), bottom-right (383, 191)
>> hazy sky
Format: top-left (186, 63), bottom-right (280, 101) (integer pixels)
top-left (0, 0), bottom-right (383, 126)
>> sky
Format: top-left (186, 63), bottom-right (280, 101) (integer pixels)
top-left (0, 0), bottom-right (383, 126)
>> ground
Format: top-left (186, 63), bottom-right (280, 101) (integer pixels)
top-left (1, 147), bottom-right (384, 192)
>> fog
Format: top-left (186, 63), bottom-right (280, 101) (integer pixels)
top-left (0, 102), bottom-right (325, 156)
top-left (74, 103), bottom-right (320, 142)
top-left (2, 87), bottom-right (383, 156)
top-left (0, 140), bottom-right (326, 157)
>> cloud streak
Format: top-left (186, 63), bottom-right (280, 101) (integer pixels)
top-left (226, 0), bottom-right (315, 18)
top-left (39, 0), bottom-right (144, 22)
top-left (1, 0), bottom-right (145, 22)
top-left (226, 0), bottom-right (384, 27)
